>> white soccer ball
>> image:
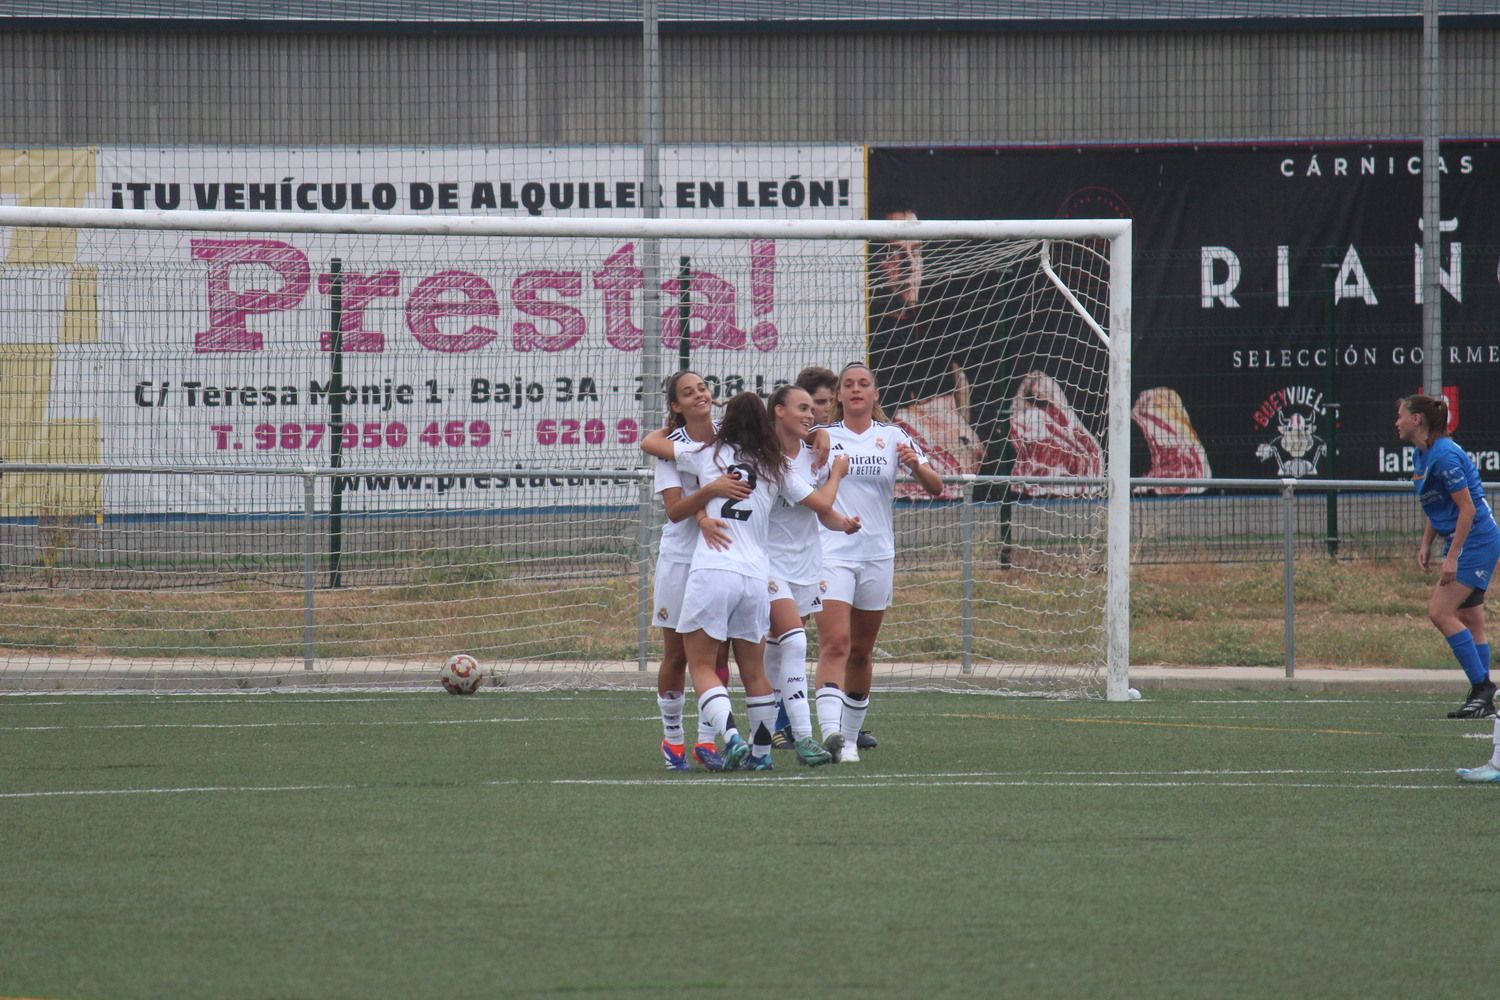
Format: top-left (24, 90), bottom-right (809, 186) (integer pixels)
top-left (440, 653), bottom-right (483, 695)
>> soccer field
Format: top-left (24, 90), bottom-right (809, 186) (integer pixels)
top-left (2, 689), bottom-right (1495, 999)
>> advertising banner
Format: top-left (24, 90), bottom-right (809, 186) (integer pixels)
top-left (868, 143), bottom-right (1500, 488)
top-left (4, 146), bottom-right (864, 513)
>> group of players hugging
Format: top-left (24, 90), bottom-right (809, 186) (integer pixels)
top-left (645, 363), bottom-right (942, 772)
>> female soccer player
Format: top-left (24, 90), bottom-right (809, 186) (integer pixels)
top-left (765, 384), bottom-right (859, 767)
top-left (1396, 393), bottom-right (1500, 720)
top-left (651, 370), bottom-right (751, 772)
top-left (643, 392), bottom-right (859, 771)
top-left (814, 362), bottom-right (943, 761)
top-left (769, 366), bottom-right (842, 749)
top-left (795, 365), bottom-right (839, 425)
top-left (791, 365), bottom-right (880, 751)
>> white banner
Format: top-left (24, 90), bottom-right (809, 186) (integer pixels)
top-left (34, 146), bottom-right (866, 512)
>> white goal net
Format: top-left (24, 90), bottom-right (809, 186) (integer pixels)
top-left (0, 209), bottom-right (1130, 698)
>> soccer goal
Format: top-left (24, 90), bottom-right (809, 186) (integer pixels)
top-left (0, 207), bottom-right (1130, 699)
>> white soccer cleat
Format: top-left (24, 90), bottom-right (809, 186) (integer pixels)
top-left (840, 741), bottom-right (861, 763)
top-left (1455, 762), bottom-right (1500, 783)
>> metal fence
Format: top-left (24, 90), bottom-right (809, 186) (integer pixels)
top-left (1, 463), bottom-right (1481, 682)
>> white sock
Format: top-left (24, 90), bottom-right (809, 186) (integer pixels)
top-left (657, 691), bottom-right (685, 746)
top-left (816, 685), bottom-right (844, 744)
top-left (764, 633), bottom-right (786, 703)
top-left (746, 693), bottom-right (778, 758)
top-left (1491, 715), bottom-right (1500, 768)
top-left (841, 691), bottom-right (870, 744)
top-left (695, 701), bottom-right (716, 746)
top-left (774, 629), bottom-right (812, 740)
top-left (697, 685), bottom-right (737, 743)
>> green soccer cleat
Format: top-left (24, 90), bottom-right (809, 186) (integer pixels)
top-left (794, 736), bottom-right (833, 767)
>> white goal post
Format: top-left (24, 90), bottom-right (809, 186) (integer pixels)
top-left (0, 206), bottom-right (1131, 699)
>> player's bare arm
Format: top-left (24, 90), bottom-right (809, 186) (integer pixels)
top-left (1418, 523), bottom-right (1437, 571)
top-left (639, 427), bottom-right (675, 461)
top-left (662, 474), bottom-right (751, 523)
top-left (806, 426), bottom-right (831, 471)
top-left (1441, 488), bottom-right (1477, 587)
top-left (799, 454), bottom-right (849, 516)
top-left (693, 509), bottom-right (733, 551)
top-left (898, 442), bottom-right (944, 496)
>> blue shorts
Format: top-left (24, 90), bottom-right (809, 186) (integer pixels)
top-left (1444, 526), bottom-right (1500, 592)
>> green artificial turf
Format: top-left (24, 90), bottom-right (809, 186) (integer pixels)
top-left (2, 689), bottom-right (1496, 999)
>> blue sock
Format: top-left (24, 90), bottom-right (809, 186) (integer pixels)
top-left (1447, 629), bottom-right (1489, 686)
top-left (1479, 643), bottom-right (1492, 684)
top-left (774, 701), bottom-right (790, 733)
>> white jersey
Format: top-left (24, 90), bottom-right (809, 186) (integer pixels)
top-left (768, 442), bottom-right (828, 585)
top-left (675, 441), bottom-right (814, 580)
top-left (819, 420), bottom-right (928, 563)
top-left (653, 423), bottom-right (717, 564)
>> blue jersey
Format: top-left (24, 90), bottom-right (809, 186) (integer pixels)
top-left (1414, 437), bottom-right (1497, 538)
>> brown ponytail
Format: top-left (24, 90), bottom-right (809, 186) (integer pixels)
top-left (1402, 393), bottom-right (1450, 440)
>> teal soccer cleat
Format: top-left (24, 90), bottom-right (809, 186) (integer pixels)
top-left (1456, 762), bottom-right (1500, 783)
top-left (744, 752), bottom-right (774, 771)
top-left (723, 733), bottom-right (751, 771)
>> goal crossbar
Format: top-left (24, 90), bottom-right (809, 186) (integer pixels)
top-left (0, 205), bottom-right (1130, 244)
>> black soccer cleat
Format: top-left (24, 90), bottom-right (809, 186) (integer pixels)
top-left (1448, 682), bottom-right (1498, 719)
top-left (856, 729), bottom-right (878, 749)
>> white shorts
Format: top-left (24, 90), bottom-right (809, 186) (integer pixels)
top-left (822, 559), bottom-right (895, 612)
top-left (769, 577), bottom-right (823, 618)
top-left (652, 558), bottom-right (691, 630)
top-left (676, 568), bottom-right (770, 642)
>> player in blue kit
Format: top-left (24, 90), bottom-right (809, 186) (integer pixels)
top-left (1395, 394), bottom-right (1500, 721)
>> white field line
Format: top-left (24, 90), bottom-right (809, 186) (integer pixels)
top-left (3, 715), bottom-right (659, 732)
top-left (7, 714), bottom-right (1478, 735)
top-left (0, 689), bottom-right (1458, 707)
top-left (1, 783), bottom-right (361, 799)
top-left (551, 779), bottom-right (1462, 791)
top-left (3, 768), bottom-right (1483, 800)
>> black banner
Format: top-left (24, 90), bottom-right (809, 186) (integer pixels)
top-left (868, 143), bottom-right (1500, 488)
